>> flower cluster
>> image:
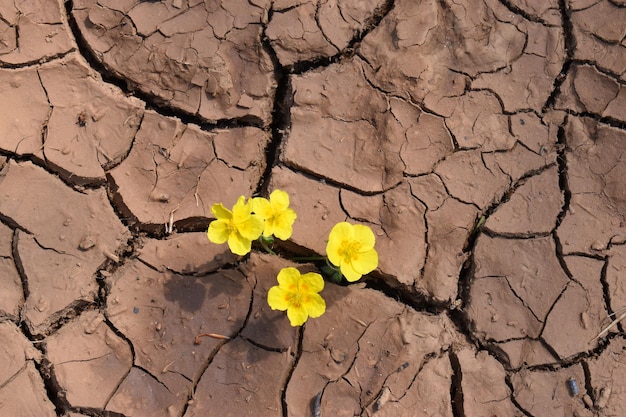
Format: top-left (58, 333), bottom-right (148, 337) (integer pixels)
top-left (207, 189), bottom-right (378, 326)
top-left (207, 190), bottom-right (296, 256)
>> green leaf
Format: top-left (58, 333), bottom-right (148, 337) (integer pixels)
top-left (320, 265), bottom-right (343, 284)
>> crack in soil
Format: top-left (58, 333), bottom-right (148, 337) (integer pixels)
top-left (73, 407), bottom-right (127, 417)
top-left (1, 0), bottom-right (624, 415)
top-left (599, 257), bottom-right (622, 332)
top-left (178, 274), bottom-right (258, 416)
top-left (503, 373), bottom-right (535, 417)
top-left (256, 31), bottom-right (292, 197)
top-left (32, 350), bottom-right (72, 416)
top-left (448, 349), bottom-right (465, 417)
top-left (0, 49), bottom-right (76, 69)
top-left (63, 1), bottom-right (263, 131)
top-left (98, 319), bottom-right (134, 414)
top-left (280, 326), bottom-right (303, 417)
top-left (288, 0), bottom-right (396, 75)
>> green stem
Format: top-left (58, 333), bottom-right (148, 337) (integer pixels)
top-left (325, 257), bottom-right (340, 271)
top-left (259, 238), bottom-right (276, 256)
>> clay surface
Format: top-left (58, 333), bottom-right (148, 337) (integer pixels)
top-left (0, 0), bottom-right (624, 416)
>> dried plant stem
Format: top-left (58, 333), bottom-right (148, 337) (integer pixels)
top-left (194, 333), bottom-right (231, 344)
top-left (591, 307), bottom-right (626, 342)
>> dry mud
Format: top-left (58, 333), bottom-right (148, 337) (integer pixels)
top-left (0, 0), bottom-right (625, 416)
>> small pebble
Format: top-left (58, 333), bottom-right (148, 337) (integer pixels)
top-left (567, 377), bottom-right (579, 397)
top-left (79, 234), bottom-right (96, 251)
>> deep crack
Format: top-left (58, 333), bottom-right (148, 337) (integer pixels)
top-left (288, 0), bottom-right (396, 75)
top-left (449, 350), bottom-right (465, 417)
top-left (256, 32), bottom-right (292, 197)
top-left (280, 325), bottom-right (303, 417)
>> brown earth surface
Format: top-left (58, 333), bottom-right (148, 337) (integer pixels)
top-left (0, 0), bottom-right (625, 416)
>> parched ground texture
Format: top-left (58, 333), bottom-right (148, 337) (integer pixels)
top-left (0, 0), bottom-right (625, 416)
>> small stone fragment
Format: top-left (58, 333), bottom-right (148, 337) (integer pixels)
top-left (149, 192), bottom-right (170, 203)
top-left (567, 377), bottom-right (579, 396)
top-left (103, 249), bottom-right (119, 262)
top-left (78, 234), bottom-right (96, 251)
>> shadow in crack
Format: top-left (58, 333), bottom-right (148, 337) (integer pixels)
top-left (163, 275), bottom-right (207, 313)
top-left (164, 268), bottom-right (250, 314)
top-left (241, 334), bottom-right (283, 366)
top-left (241, 309), bottom-right (296, 355)
top-left (204, 269), bottom-right (250, 300)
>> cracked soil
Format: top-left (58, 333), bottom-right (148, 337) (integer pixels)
top-left (1, 0), bottom-right (626, 416)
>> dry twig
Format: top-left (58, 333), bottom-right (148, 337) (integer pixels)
top-left (194, 333), bottom-right (231, 344)
top-left (591, 307), bottom-right (626, 342)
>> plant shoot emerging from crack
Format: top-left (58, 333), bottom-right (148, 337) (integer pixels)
top-left (207, 190), bottom-right (379, 325)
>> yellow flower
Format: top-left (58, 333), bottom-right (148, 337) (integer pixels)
top-left (207, 196), bottom-right (264, 256)
top-left (251, 189), bottom-right (297, 240)
top-left (326, 222), bottom-right (378, 282)
top-left (267, 267), bottom-right (326, 326)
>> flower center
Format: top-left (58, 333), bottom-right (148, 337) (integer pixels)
top-left (288, 292), bottom-right (303, 308)
top-left (338, 240), bottom-right (361, 262)
top-left (267, 213), bottom-right (278, 225)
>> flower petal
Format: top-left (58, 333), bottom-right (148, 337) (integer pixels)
top-left (305, 293), bottom-right (326, 319)
top-left (277, 267), bottom-right (300, 291)
top-left (326, 233), bottom-right (343, 267)
top-left (267, 286), bottom-right (289, 311)
top-left (299, 272), bottom-right (324, 294)
top-left (238, 215), bottom-right (264, 240)
top-left (251, 197), bottom-right (271, 219)
top-left (231, 196), bottom-right (251, 223)
top-left (286, 304), bottom-right (308, 327)
top-left (340, 262), bottom-right (363, 282)
top-left (211, 203), bottom-right (232, 220)
top-left (326, 222), bottom-right (353, 267)
top-left (353, 224), bottom-right (376, 250)
top-left (272, 209), bottom-right (297, 240)
top-left (269, 189), bottom-right (290, 211)
top-left (353, 249), bottom-right (378, 275)
top-left (207, 219), bottom-right (231, 244)
top-left (262, 222), bottom-right (276, 238)
top-left (328, 222), bottom-right (353, 242)
top-left (228, 233), bottom-right (252, 256)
